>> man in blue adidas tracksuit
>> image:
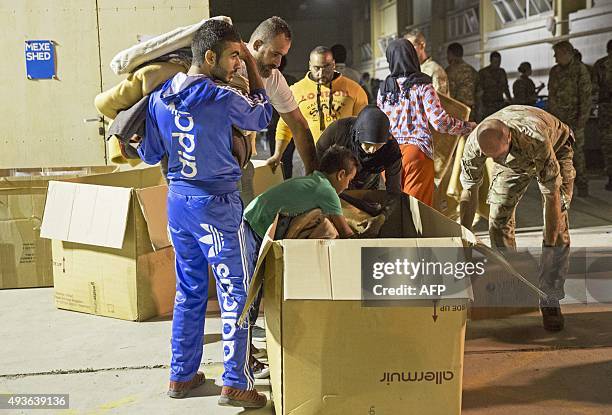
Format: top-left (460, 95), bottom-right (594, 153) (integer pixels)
top-left (137, 20), bottom-right (272, 408)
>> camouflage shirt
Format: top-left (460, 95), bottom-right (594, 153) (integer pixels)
top-left (512, 77), bottom-right (537, 106)
top-left (547, 58), bottom-right (592, 128)
top-left (593, 55), bottom-right (612, 104)
top-left (477, 65), bottom-right (510, 105)
top-left (461, 105), bottom-right (574, 195)
top-left (446, 59), bottom-right (478, 108)
top-left (421, 57), bottom-right (449, 95)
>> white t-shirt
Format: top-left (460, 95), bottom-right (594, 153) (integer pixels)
top-left (239, 63), bottom-right (298, 114)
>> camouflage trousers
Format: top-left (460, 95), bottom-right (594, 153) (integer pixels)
top-left (487, 156), bottom-right (575, 301)
top-left (572, 127), bottom-right (587, 189)
top-left (599, 104), bottom-right (612, 176)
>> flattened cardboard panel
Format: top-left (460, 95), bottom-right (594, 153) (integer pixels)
top-left (282, 239), bottom-right (332, 300)
top-left (66, 184), bottom-right (132, 249)
top-left (281, 300), bottom-right (467, 415)
top-left (135, 185), bottom-right (170, 250)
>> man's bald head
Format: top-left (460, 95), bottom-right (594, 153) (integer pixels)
top-left (404, 29), bottom-right (427, 63)
top-left (477, 119), bottom-right (511, 159)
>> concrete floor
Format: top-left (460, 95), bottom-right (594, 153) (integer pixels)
top-left (0, 175), bottom-right (610, 414)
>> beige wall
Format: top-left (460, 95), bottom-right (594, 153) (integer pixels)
top-left (0, 0), bottom-right (209, 169)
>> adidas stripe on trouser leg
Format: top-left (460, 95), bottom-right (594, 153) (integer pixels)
top-left (167, 188), bottom-right (255, 390)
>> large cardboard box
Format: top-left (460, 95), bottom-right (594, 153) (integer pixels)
top-left (39, 163), bottom-right (283, 319)
top-left (0, 168), bottom-right (114, 289)
top-left (40, 168), bottom-right (174, 321)
top-left (243, 191), bottom-right (538, 414)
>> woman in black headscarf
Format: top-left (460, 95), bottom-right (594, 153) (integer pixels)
top-left (377, 38), bottom-right (475, 206)
top-left (315, 105), bottom-right (402, 194)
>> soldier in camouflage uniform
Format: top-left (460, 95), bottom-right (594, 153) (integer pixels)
top-left (405, 30), bottom-right (449, 95)
top-left (593, 39), bottom-right (612, 190)
top-left (512, 62), bottom-right (544, 106)
top-left (477, 51), bottom-right (512, 120)
top-left (446, 42), bottom-right (478, 120)
top-left (460, 105), bottom-right (575, 332)
top-left (547, 41), bottom-right (592, 196)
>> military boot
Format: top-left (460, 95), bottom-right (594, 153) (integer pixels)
top-left (540, 300), bottom-right (565, 331)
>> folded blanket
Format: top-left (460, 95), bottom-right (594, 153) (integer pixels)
top-left (110, 16), bottom-right (232, 75)
top-left (95, 62), bottom-right (186, 119)
top-left (284, 209), bottom-right (339, 240)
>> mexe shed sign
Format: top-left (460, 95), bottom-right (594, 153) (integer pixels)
top-left (25, 40), bottom-right (56, 79)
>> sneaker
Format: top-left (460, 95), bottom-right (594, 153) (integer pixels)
top-left (218, 386), bottom-right (267, 408)
top-left (167, 371), bottom-right (206, 399)
top-left (252, 344), bottom-right (268, 360)
top-left (252, 358), bottom-right (270, 379)
top-left (252, 325), bottom-right (266, 342)
top-left (541, 304), bottom-right (565, 332)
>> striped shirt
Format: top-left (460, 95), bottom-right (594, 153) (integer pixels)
top-left (377, 80), bottom-right (474, 159)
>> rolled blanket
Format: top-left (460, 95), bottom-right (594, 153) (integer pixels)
top-left (110, 16), bottom-right (232, 75)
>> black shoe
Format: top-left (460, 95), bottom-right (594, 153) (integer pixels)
top-left (606, 177), bottom-right (612, 191)
top-left (252, 325), bottom-right (266, 342)
top-left (541, 304), bottom-right (565, 332)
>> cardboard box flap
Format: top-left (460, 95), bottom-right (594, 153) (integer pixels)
top-left (238, 219), bottom-right (279, 326)
top-left (135, 185), bottom-right (170, 250)
top-left (65, 167), bottom-right (164, 189)
top-left (250, 160), bottom-right (283, 197)
top-left (41, 181), bottom-right (132, 249)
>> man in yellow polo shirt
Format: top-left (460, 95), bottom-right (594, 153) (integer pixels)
top-left (268, 46), bottom-right (368, 168)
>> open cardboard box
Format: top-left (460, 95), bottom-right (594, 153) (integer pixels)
top-left (0, 167), bottom-right (115, 289)
top-left (39, 162), bottom-right (283, 320)
top-left (241, 190), bottom-right (542, 415)
top-left (40, 168), bottom-right (174, 321)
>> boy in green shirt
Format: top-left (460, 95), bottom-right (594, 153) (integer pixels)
top-left (244, 145), bottom-right (359, 240)
top-left (243, 145), bottom-right (367, 378)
